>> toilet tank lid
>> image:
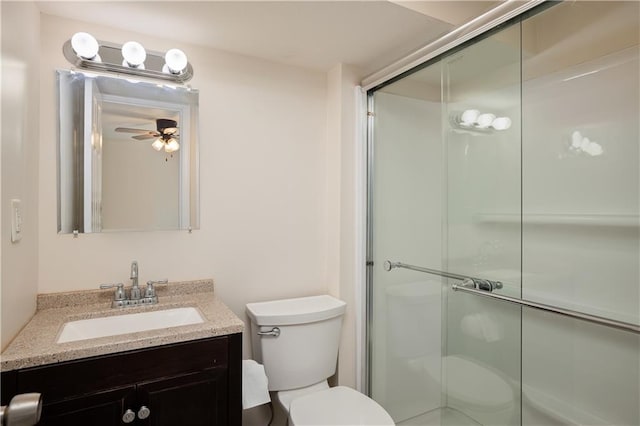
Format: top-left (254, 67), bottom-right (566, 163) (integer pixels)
top-left (246, 295), bottom-right (346, 326)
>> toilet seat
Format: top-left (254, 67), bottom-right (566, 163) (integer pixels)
top-left (289, 386), bottom-right (395, 425)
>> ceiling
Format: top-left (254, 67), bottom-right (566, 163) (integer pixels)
top-left (36, 1), bottom-right (499, 76)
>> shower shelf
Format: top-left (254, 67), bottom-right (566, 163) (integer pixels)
top-left (474, 213), bottom-right (639, 227)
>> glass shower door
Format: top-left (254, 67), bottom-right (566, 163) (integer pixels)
top-left (368, 3), bottom-right (639, 426)
top-left (441, 23), bottom-right (522, 426)
top-left (368, 21), bottom-right (523, 426)
top-left (368, 60), bottom-right (446, 423)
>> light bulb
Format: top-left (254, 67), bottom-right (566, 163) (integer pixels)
top-left (491, 117), bottom-right (512, 130)
top-left (122, 41), bottom-right (146, 67)
top-left (165, 138), bottom-right (180, 153)
top-left (571, 131), bottom-right (583, 148)
top-left (476, 113), bottom-right (496, 129)
top-left (163, 49), bottom-right (188, 74)
top-left (460, 109), bottom-right (480, 126)
top-left (71, 32), bottom-right (99, 60)
top-left (151, 138), bottom-right (164, 151)
top-left (586, 142), bottom-right (603, 156)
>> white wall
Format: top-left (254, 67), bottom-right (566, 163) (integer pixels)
top-left (1, 1), bottom-right (40, 350)
top-left (37, 14), bottom-right (330, 362)
top-left (101, 136), bottom-right (180, 231)
top-left (326, 63), bottom-right (363, 389)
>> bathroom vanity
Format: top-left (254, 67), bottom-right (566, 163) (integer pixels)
top-left (0, 280), bottom-right (243, 426)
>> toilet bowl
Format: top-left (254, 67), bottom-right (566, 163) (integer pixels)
top-left (289, 385), bottom-right (394, 425)
top-left (246, 295), bottom-right (395, 425)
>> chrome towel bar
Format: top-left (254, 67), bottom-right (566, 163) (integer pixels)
top-left (452, 284), bottom-right (640, 335)
top-left (383, 260), bottom-right (640, 335)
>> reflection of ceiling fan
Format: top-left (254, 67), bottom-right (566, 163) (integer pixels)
top-left (115, 118), bottom-right (180, 153)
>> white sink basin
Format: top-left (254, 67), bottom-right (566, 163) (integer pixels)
top-left (57, 307), bottom-right (204, 343)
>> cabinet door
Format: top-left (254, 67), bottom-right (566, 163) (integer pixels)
top-left (137, 369), bottom-right (228, 426)
top-left (39, 386), bottom-right (136, 426)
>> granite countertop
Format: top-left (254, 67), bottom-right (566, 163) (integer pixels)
top-left (1, 279), bottom-right (244, 372)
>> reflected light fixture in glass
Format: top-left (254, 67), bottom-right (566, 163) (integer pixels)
top-left (165, 138), bottom-right (180, 153)
top-left (476, 113), bottom-right (496, 129)
top-left (491, 117), bottom-right (512, 130)
top-left (460, 109), bottom-right (480, 126)
top-left (151, 138), bottom-right (165, 151)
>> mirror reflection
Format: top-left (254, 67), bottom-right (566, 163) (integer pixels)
top-left (57, 70), bottom-right (199, 233)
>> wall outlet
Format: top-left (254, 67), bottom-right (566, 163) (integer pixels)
top-left (11, 199), bottom-right (22, 243)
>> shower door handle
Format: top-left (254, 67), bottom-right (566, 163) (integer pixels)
top-left (384, 260), bottom-right (503, 291)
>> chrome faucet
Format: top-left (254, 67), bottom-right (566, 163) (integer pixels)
top-left (130, 261), bottom-right (141, 300)
top-left (99, 261), bottom-right (168, 308)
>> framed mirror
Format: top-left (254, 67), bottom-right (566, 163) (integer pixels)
top-left (57, 70), bottom-right (199, 233)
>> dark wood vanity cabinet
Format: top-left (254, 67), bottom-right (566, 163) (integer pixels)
top-left (1, 333), bottom-right (241, 426)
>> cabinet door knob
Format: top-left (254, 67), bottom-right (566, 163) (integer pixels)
top-left (138, 405), bottom-right (151, 420)
top-left (122, 409), bottom-right (136, 423)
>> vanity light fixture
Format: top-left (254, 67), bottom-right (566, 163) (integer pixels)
top-left (63, 32), bottom-right (194, 83)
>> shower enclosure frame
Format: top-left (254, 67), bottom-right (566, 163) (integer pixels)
top-left (359, 0), bottom-right (640, 413)
top-left (361, 0), bottom-right (548, 397)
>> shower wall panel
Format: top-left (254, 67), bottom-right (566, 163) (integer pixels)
top-left (521, 2), bottom-right (640, 425)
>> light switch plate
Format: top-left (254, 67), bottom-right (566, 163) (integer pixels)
top-left (11, 199), bottom-right (22, 243)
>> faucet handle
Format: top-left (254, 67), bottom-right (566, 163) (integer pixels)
top-left (145, 279), bottom-right (167, 298)
top-left (130, 260), bottom-right (138, 279)
top-left (100, 283), bottom-right (125, 301)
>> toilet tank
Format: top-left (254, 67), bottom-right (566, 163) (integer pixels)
top-left (246, 295), bottom-right (346, 391)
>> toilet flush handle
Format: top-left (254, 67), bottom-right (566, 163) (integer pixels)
top-left (257, 327), bottom-right (280, 337)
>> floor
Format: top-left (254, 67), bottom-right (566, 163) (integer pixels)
top-left (397, 407), bottom-right (481, 426)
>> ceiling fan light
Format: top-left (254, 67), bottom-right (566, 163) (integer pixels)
top-left (151, 138), bottom-right (165, 151)
top-left (71, 32), bottom-right (100, 60)
top-left (165, 138), bottom-right (180, 153)
top-left (122, 41), bottom-right (146, 67)
top-left (164, 49), bottom-right (188, 74)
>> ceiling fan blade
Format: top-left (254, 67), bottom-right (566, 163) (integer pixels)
top-left (132, 134), bottom-right (158, 140)
top-left (115, 127), bottom-right (157, 134)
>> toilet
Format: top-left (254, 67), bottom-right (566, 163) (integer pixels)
top-left (246, 295), bottom-right (395, 425)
